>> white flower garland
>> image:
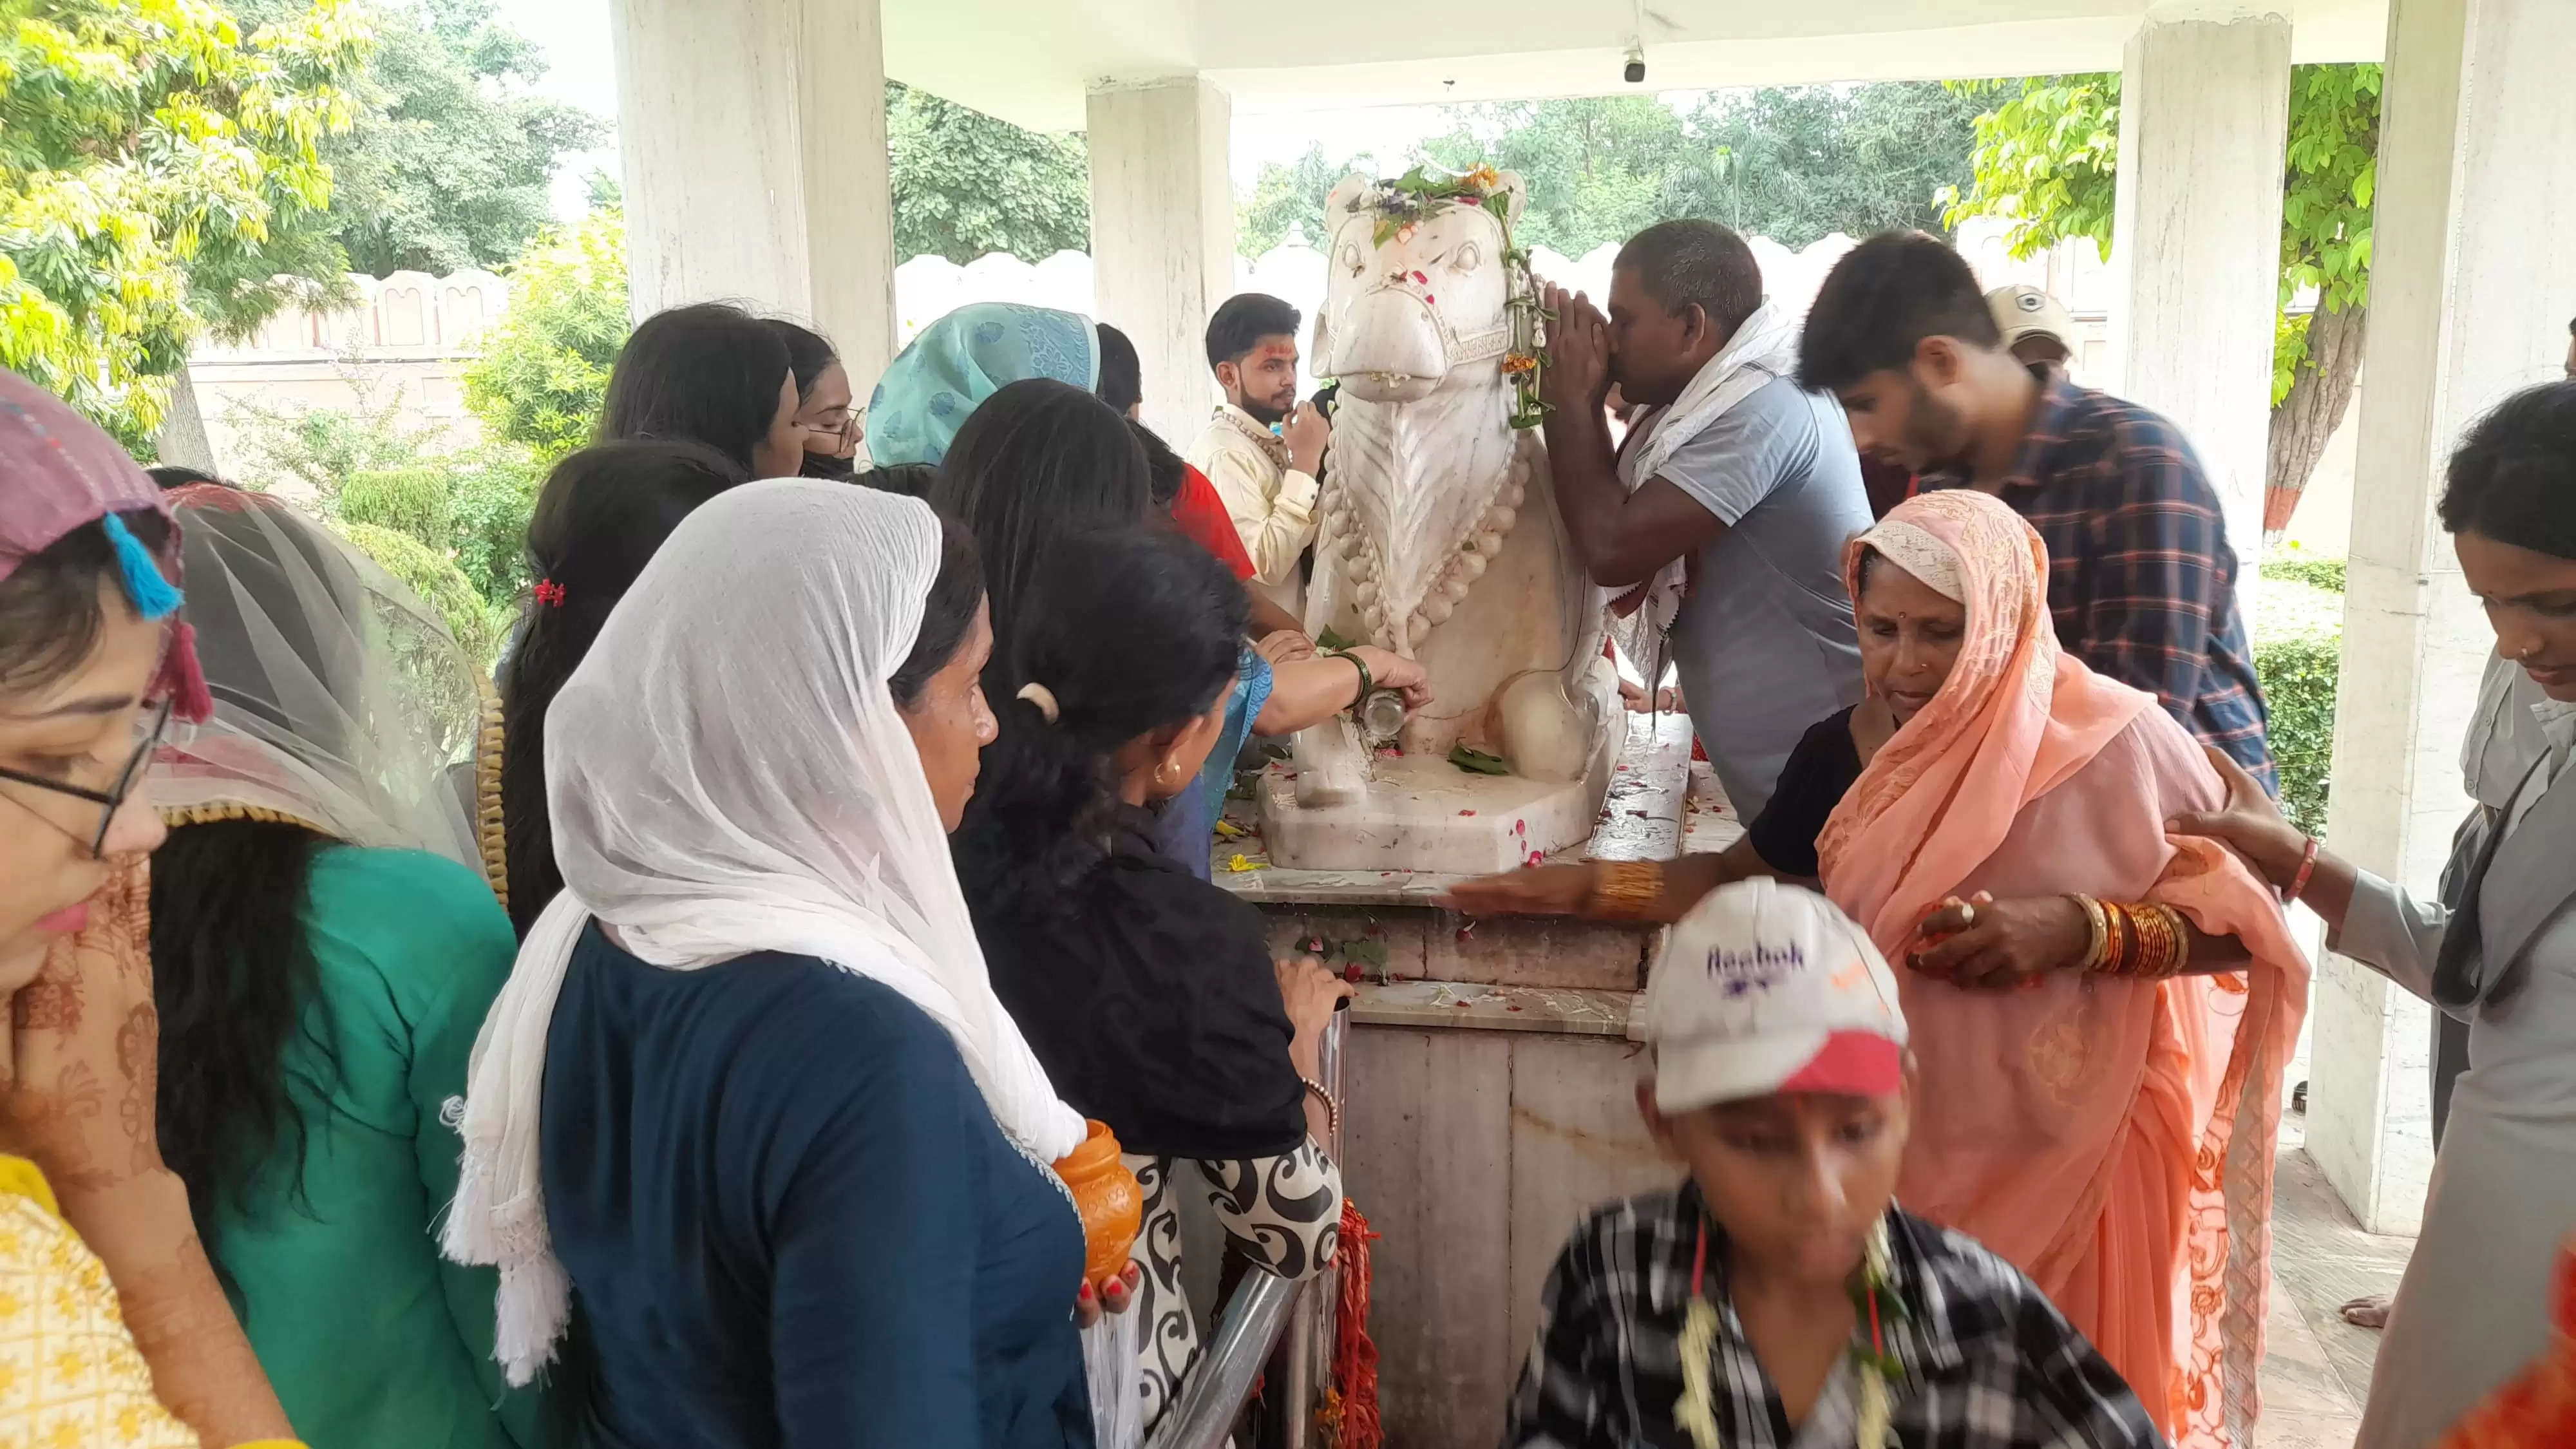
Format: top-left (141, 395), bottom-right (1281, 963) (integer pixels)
top-left (1675, 1217), bottom-right (1900, 1449)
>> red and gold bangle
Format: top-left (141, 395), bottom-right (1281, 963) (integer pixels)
top-left (2099, 902), bottom-right (2190, 978)
top-left (2282, 837), bottom-right (2322, 905)
top-left (2095, 901), bottom-right (2130, 976)
top-left (2133, 903), bottom-right (2171, 978)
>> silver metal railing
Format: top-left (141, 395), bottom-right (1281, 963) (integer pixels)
top-left (1146, 1009), bottom-right (1348, 1449)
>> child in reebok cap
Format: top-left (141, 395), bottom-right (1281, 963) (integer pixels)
top-left (1502, 879), bottom-right (2161, 1449)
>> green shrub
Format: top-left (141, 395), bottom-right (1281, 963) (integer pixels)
top-left (337, 468), bottom-right (455, 551)
top-left (332, 520), bottom-right (509, 668)
top-left (440, 448), bottom-right (544, 601)
top-left (2260, 554), bottom-right (2347, 592)
top-left (2253, 573), bottom-right (2344, 838)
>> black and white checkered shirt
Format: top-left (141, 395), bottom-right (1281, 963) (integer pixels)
top-left (1502, 1183), bottom-right (2166, 1449)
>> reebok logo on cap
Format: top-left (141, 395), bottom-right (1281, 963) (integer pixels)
top-left (1638, 878), bottom-right (1908, 1113)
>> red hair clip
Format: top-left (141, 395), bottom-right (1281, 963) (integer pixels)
top-left (532, 579), bottom-right (567, 607)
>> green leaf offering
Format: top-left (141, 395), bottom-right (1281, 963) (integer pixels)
top-left (1448, 744), bottom-right (1511, 776)
top-left (1315, 625), bottom-right (1358, 652)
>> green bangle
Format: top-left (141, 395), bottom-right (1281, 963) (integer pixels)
top-left (1327, 650), bottom-right (1372, 712)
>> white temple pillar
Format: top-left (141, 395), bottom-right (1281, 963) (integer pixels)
top-left (2306, 0), bottom-right (2576, 1231)
top-left (1088, 78), bottom-right (1236, 444)
top-left (609, 0), bottom-right (898, 388)
top-left (2107, 13), bottom-right (2291, 569)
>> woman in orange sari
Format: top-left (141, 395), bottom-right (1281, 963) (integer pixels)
top-left (1453, 488), bottom-right (2306, 1445)
top-left (1815, 489), bottom-right (2307, 1447)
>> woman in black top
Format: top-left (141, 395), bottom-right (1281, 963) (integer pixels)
top-left (1445, 545), bottom-right (1931, 921)
top-left (955, 529), bottom-right (1351, 1435)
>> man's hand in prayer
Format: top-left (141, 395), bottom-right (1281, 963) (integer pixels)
top-left (1539, 283), bottom-right (1612, 415)
top-left (1283, 401), bottom-right (1331, 477)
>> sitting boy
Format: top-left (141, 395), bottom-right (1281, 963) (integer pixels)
top-left (1503, 878), bottom-right (2163, 1448)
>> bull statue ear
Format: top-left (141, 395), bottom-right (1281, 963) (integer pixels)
top-left (1490, 170), bottom-right (1530, 227)
top-left (1325, 173), bottom-right (1373, 222)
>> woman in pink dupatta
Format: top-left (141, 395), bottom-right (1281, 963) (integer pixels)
top-left (1815, 489), bottom-right (2307, 1448)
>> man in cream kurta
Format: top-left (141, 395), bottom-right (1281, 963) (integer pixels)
top-left (1189, 293), bottom-right (1327, 618)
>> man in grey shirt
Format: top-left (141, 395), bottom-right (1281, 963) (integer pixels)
top-left (1539, 220), bottom-right (1869, 817)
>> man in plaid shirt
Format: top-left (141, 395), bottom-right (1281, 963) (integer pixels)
top-left (1795, 232), bottom-right (2275, 791)
top-left (1504, 880), bottom-right (2160, 1449)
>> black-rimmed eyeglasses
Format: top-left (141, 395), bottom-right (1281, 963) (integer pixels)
top-left (0, 698), bottom-right (175, 857)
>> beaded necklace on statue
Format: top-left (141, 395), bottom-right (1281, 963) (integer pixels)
top-left (1675, 1215), bottom-right (1900, 1449)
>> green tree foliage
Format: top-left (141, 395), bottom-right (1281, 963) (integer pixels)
top-left (1689, 84), bottom-right (1991, 248)
top-left (887, 81), bottom-right (1090, 263)
top-left (460, 207), bottom-right (627, 461)
top-left (292, 0), bottom-right (604, 276)
top-left (1238, 143), bottom-right (1372, 257)
top-left (0, 0), bottom-right (374, 448)
top-left (1244, 84), bottom-right (1987, 260)
top-left (1940, 67), bottom-right (2382, 506)
top-left (2271, 65), bottom-right (2380, 399)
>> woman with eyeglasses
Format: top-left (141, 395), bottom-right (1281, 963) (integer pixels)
top-left (764, 318), bottom-right (863, 480)
top-left (0, 370), bottom-right (303, 1448)
top-left (145, 486), bottom-right (560, 1449)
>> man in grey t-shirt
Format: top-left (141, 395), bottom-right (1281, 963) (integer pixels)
top-left (1539, 220), bottom-right (1868, 818)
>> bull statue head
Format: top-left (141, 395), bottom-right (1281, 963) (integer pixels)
top-left (1316, 168), bottom-right (1531, 405)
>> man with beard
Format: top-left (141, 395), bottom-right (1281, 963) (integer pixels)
top-left (1539, 219), bottom-right (1870, 819)
top-left (1798, 229), bottom-right (2275, 789)
top-left (1189, 293), bottom-right (1329, 616)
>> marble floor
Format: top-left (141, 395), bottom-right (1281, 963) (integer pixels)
top-left (2255, 1113), bottom-right (2417, 1448)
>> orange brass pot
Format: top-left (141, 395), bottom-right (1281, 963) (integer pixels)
top-left (1053, 1119), bottom-right (1143, 1289)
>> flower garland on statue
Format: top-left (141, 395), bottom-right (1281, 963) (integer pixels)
top-left (1676, 1215), bottom-right (1902, 1449)
top-left (1336, 164), bottom-right (1550, 429)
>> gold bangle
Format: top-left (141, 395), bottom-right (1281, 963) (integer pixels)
top-left (1300, 1075), bottom-right (1341, 1140)
top-left (2099, 902), bottom-right (2188, 978)
top-left (2147, 904), bottom-right (2191, 978)
top-left (1584, 860), bottom-right (1667, 922)
top-left (2096, 901), bottom-right (2130, 976)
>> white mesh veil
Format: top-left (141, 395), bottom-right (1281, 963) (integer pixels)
top-left (149, 486), bottom-right (486, 869)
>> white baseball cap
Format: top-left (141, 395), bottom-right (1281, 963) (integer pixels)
top-left (1985, 284), bottom-right (2076, 352)
top-left (1639, 878), bottom-right (1909, 1113)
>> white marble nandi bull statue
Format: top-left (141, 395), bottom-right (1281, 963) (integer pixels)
top-left (1256, 169), bottom-right (1624, 873)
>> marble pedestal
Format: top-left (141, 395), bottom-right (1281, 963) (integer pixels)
top-left (1215, 714), bottom-right (1734, 1448)
top-left (1253, 711), bottom-right (1627, 875)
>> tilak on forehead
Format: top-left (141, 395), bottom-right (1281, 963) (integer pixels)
top-left (0, 369), bottom-right (212, 719)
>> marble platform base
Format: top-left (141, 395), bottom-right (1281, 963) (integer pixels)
top-left (1254, 722), bottom-right (1621, 874)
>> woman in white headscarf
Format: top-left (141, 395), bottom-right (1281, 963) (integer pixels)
top-left (142, 486), bottom-right (551, 1449)
top-left (444, 480), bottom-right (1099, 1448)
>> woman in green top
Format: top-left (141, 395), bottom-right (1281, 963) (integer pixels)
top-left (143, 485), bottom-right (557, 1449)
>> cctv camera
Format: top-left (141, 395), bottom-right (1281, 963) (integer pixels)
top-left (1624, 47), bottom-right (1645, 84)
